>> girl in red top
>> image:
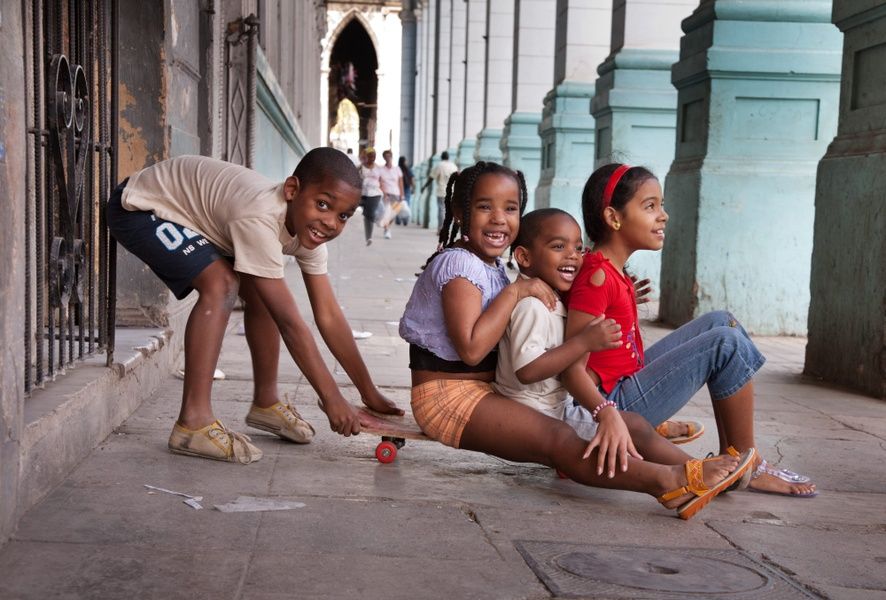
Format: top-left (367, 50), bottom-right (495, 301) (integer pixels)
top-left (566, 164), bottom-right (816, 497)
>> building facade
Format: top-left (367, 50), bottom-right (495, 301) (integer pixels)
top-left (0, 0), bottom-right (327, 543)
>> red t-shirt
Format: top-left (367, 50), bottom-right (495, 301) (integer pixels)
top-left (567, 251), bottom-right (645, 393)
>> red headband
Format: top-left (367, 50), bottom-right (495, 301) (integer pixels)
top-left (602, 164), bottom-right (632, 209)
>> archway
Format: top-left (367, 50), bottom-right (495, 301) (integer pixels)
top-left (328, 18), bottom-right (378, 152)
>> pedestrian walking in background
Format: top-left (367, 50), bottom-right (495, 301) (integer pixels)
top-left (359, 147), bottom-right (384, 246)
top-left (378, 149), bottom-right (404, 239)
top-left (397, 155), bottom-right (415, 226)
top-left (426, 151), bottom-right (459, 234)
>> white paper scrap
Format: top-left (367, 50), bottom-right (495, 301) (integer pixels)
top-left (214, 496), bottom-right (306, 513)
top-left (144, 484), bottom-right (202, 501)
top-left (183, 498), bottom-right (203, 510)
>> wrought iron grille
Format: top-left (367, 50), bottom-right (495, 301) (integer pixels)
top-left (25, 0), bottom-right (118, 392)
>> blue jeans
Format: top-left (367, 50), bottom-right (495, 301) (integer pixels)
top-left (605, 311), bottom-right (765, 427)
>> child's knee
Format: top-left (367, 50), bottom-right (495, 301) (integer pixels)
top-left (200, 269), bottom-right (240, 309)
top-left (704, 310), bottom-right (737, 328)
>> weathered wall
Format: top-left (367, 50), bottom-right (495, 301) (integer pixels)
top-left (0, 0), bottom-right (26, 544)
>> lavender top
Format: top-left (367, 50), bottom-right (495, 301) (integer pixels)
top-left (399, 247), bottom-right (511, 362)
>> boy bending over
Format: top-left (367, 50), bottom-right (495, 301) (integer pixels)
top-left (108, 149), bottom-right (402, 464)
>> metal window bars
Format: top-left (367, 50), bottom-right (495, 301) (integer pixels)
top-left (25, 0), bottom-right (118, 392)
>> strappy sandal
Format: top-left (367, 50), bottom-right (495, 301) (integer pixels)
top-left (748, 458), bottom-right (817, 497)
top-left (705, 447), bottom-right (753, 493)
top-left (655, 420), bottom-right (705, 444)
top-left (659, 447), bottom-right (756, 520)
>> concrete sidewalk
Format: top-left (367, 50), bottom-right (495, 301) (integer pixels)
top-left (0, 220), bottom-right (884, 600)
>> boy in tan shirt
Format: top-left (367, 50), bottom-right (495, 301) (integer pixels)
top-left (108, 148), bottom-right (402, 464)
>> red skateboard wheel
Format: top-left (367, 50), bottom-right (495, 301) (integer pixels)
top-left (375, 440), bottom-right (398, 463)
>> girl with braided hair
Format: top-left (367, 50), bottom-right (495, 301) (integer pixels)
top-left (398, 162), bottom-right (754, 519)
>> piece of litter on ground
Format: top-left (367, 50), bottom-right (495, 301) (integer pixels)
top-left (352, 330), bottom-right (373, 339)
top-left (214, 496), bottom-right (306, 513)
top-left (183, 498), bottom-right (204, 510)
top-left (385, 320), bottom-right (400, 326)
top-left (394, 277), bottom-right (417, 283)
top-left (175, 368), bottom-right (225, 380)
top-left (144, 484), bottom-right (202, 500)
top-left (145, 484), bottom-right (204, 509)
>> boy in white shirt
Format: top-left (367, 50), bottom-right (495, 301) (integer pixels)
top-left (108, 148), bottom-right (403, 464)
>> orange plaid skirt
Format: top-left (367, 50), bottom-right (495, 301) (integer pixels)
top-left (410, 379), bottom-right (495, 448)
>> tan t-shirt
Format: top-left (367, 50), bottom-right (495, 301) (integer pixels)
top-left (121, 155), bottom-right (327, 279)
top-left (493, 296), bottom-right (569, 419)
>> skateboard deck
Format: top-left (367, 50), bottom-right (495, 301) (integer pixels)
top-left (355, 405), bottom-right (430, 463)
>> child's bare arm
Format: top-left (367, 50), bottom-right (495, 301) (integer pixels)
top-left (241, 273), bottom-right (361, 435)
top-left (561, 362), bottom-right (641, 477)
top-left (442, 277), bottom-right (557, 366)
top-left (516, 315), bottom-right (621, 384)
top-left (302, 272), bottom-right (403, 416)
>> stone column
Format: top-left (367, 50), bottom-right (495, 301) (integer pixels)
top-left (806, 1), bottom-right (886, 399)
top-left (659, 0), bottom-right (841, 335)
top-left (473, 0), bottom-right (514, 162)
top-left (434, 0), bottom-right (452, 155)
top-left (399, 0), bottom-right (418, 162)
top-left (500, 0), bottom-right (556, 210)
top-left (535, 0), bottom-right (611, 216)
top-left (591, 0), bottom-right (696, 288)
top-left (457, 0), bottom-right (487, 167)
top-left (447, 0), bottom-right (467, 155)
top-left (0, 0), bottom-right (25, 544)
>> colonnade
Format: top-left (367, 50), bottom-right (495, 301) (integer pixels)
top-left (399, 0), bottom-right (886, 399)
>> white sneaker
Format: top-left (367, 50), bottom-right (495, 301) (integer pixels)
top-left (384, 229), bottom-right (392, 239)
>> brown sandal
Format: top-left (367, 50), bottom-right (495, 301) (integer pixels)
top-left (658, 448), bottom-right (756, 520)
top-left (655, 420), bottom-right (705, 444)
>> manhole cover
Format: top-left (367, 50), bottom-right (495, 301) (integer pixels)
top-left (515, 541), bottom-right (821, 599)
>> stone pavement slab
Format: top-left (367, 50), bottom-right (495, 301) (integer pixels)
top-left (0, 221), bottom-right (884, 599)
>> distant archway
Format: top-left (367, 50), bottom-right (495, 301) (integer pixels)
top-left (328, 18), bottom-right (378, 151)
top-left (329, 98), bottom-right (360, 152)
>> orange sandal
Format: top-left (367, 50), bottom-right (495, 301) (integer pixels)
top-left (659, 447), bottom-right (756, 520)
top-left (714, 446), bottom-right (754, 492)
top-left (655, 420), bottom-right (705, 444)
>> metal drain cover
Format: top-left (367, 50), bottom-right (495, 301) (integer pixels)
top-left (515, 541), bottom-right (820, 599)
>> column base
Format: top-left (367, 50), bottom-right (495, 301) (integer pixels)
top-left (534, 82), bottom-right (596, 218)
top-left (501, 112), bottom-right (542, 211)
top-left (456, 138), bottom-right (477, 169)
top-left (473, 128), bottom-right (503, 163)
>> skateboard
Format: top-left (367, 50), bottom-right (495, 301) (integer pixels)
top-left (355, 405), bottom-right (430, 463)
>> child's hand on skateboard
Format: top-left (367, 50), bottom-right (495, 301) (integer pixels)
top-left (361, 387), bottom-right (405, 416)
top-left (578, 314), bottom-right (622, 352)
top-left (318, 396), bottom-right (361, 436)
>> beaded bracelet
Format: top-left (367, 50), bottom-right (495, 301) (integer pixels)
top-left (591, 400), bottom-right (617, 422)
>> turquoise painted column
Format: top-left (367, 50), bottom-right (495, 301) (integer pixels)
top-left (535, 0), bottom-right (612, 216)
top-left (500, 0), bottom-right (556, 210)
top-left (457, 0), bottom-right (487, 168)
top-left (474, 0), bottom-right (514, 163)
top-left (659, 0), bottom-right (841, 335)
top-left (447, 0), bottom-right (467, 153)
top-left (591, 0), bottom-right (696, 292)
top-left (806, 1), bottom-right (886, 399)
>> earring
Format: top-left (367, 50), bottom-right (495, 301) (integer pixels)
top-left (462, 234), bottom-right (470, 242)
top-left (613, 221), bottom-right (621, 231)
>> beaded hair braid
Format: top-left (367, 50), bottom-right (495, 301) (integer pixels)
top-left (422, 161), bottom-right (528, 268)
